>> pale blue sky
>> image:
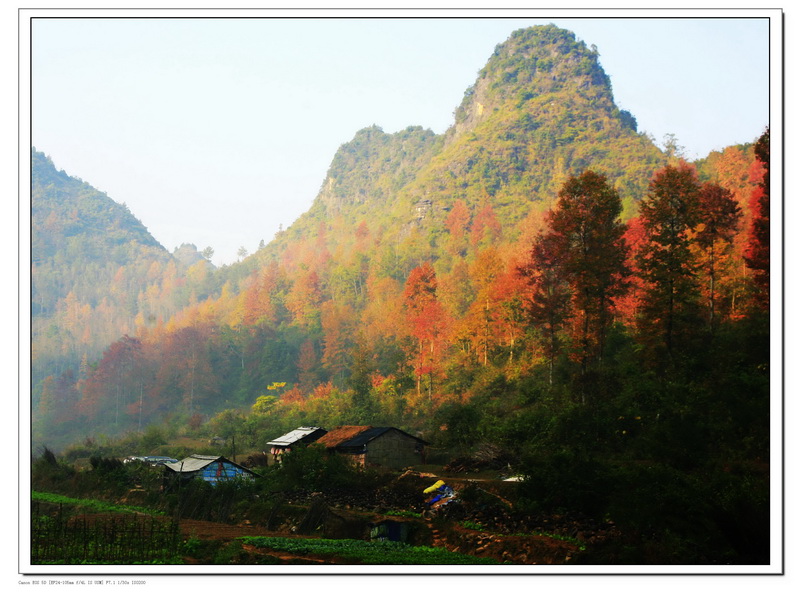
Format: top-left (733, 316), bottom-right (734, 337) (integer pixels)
top-left (31, 15), bottom-right (772, 266)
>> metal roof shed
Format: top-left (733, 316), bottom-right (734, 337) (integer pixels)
top-left (164, 454), bottom-right (257, 484)
top-left (267, 426), bottom-right (327, 449)
top-left (266, 426), bottom-right (328, 462)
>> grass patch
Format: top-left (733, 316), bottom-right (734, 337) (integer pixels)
top-left (32, 490), bottom-right (165, 516)
top-left (384, 510), bottom-right (423, 519)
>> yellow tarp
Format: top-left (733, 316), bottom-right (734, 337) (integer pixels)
top-left (423, 480), bottom-right (446, 494)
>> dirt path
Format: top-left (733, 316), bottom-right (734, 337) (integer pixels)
top-left (176, 517), bottom-right (346, 564)
top-left (177, 518), bottom-right (281, 541)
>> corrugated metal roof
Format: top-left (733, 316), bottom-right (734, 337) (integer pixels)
top-left (266, 426), bottom-right (327, 447)
top-left (165, 454), bottom-right (221, 473)
top-left (165, 454), bottom-right (257, 476)
top-left (164, 454), bottom-right (258, 484)
top-left (315, 425), bottom-right (372, 449)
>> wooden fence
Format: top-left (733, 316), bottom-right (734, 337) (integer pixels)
top-left (31, 502), bottom-right (182, 564)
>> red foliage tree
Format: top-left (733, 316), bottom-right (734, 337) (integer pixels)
top-left (615, 216), bottom-right (649, 326)
top-left (696, 182), bottom-right (742, 325)
top-left (78, 335), bottom-right (148, 429)
top-left (403, 262), bottom-right (450, 399)
top-left (547, 171), bottom-right (629, 377)
top-left (637, 162), bottom-right (701, 358)
top-left (153, 326), bottom-right (219, 417)
top-left (321, 301), bottom-right (352, 380)
top-left (470, 203), bottom-right (502, 247)
top-left (285, 269), bottom-right (323, 328)
top-left (243, 262), bottom-right (281, 326)
top-left (520, 171), bottom-right (628, 393)
top-left (297, 339), bottom-right (320, 393)
top-left (489, 257), bottom-right (529, 364)
top-left (445, 199), bottom-right (471, 255)
top-left (519, 232), bottom-right (572, 386)
top-left (745, 127), bottom-right (770, 310)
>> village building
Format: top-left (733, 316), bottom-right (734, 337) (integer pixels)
top-left (315, 426), bottom-right (427, 470)
top-left (265, 426), bottom-right (328, 463)
top-left (164, 454), bottom-right (257, 484)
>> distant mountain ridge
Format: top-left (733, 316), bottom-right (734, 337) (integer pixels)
top-left (31, 150), bottom-right (166, 262)
top-left (31, 149), bottom-right (171, 313)
top-left (30, 149), bottom-right (209, 400)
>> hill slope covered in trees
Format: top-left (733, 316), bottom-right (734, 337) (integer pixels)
top-left (32, 24), bottom-right (768, 448)
top-left (31, 149), bottom-right (221, 443)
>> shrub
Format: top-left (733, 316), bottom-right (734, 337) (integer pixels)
top-left (161, 474), bottom-right (263, 522)
top-left (515, 450), bottom-right (612, 517)
top-left (270, 444), bottom-right (382, 493)
top-left (433, 403), bottom-right (482, 453)
top-left (702, 466), bottom-right (770, 564)
top-left (31, 447), bottom-right (77, 493)
top-left (80, 456), bottom-right (135, 496)
top-left (601, 463), bottom-right (751, 564)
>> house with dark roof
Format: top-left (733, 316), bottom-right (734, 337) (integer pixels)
top-left (164, 455), bottom-right (257, 484)
top-left (265, 426), bottom-right (328, 463)
top-left (315, 426), bottom-right (427, 470)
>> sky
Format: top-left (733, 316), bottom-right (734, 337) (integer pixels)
top-left (29, 11), bottom-right (773, 267)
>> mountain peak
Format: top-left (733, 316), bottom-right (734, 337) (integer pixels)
top-left (315, 124), bottom-right (440, 214)
top-left (451, 24), bottom-right (617, 137)
top-left (290, 24), bottom-right (659, 247)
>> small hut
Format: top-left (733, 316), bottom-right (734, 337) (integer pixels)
top-left (316, 426), bottom-right (427, 470)
top-left (266, 426), bottom-right (328, 463)
top-left (164, 454), bottom-right (257, 484)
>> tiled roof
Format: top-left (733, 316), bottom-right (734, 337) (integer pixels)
top-left (315, 425), bottom-right (372, 448)
top-left (315, 426), bottom-right (429, 450)
top-left (341, 427), bottom-right (393, 448)
top-left (346, 427), bottom-right (428, 447)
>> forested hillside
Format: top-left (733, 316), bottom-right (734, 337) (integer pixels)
top-left (32, 23), bottom-right (768, 446)
top-left (31, 26), bottom-right (771, 563)
top-left (31, 150), bottom-right (221, 444)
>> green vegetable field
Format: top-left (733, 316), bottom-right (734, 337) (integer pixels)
top-left (240, 536), bottom-right (500, 565)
